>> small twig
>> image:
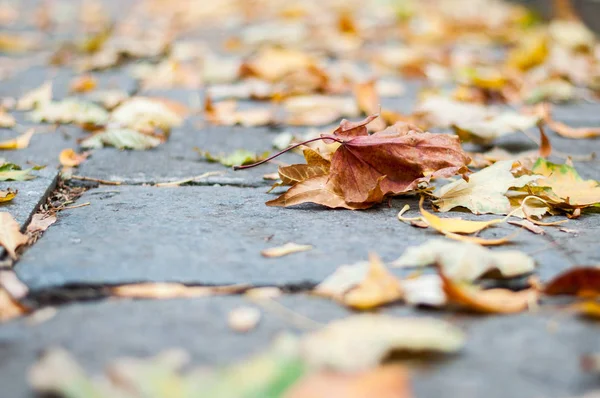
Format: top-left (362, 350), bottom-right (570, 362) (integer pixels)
top-left (60, 202), bottom-right (90, 210)
top-left (69, 175), bottom-right (122, 186)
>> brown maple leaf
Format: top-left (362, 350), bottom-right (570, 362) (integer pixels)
top-left (236, 115), bottom-right (470, 209)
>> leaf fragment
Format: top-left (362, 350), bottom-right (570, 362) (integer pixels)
top-left (0, 162), bottom-right (35, 181)
top-left (315, 253), bottom-right (403, 310)
top-left (228, 306), bottom-right (261, 333)
top-left (16, 82), bottom-right (52, 111)
top-left (110, 97), bottom-right (187, 132)
top-left (0, 189), bottom-right (16, 203)
top-left (0, 129), bottom-right (34, 150)
top-left (0, 212), bottom-right (28, 259)
top-left (261, 242), bottom-right (313, 258)
top-left (59, 149), bottom-right (89, 167)
top-left (26, 214), bottom-right (57, 234)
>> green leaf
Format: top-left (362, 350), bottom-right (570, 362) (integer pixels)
top-left (81, 129), bottom-right (163, 150)
top-left (0, 163), bottom-right (35, 181)
top-left (200, 149), bottom-right (270, 167)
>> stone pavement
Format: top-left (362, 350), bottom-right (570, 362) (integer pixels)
top-left (1, 1), bottom-right (600, 397)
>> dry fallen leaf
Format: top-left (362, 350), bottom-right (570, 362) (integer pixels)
top-left (0, 212), bottom-right (28, 259)
top-left (59, 149), bottom-right (89, 167)
top-left (401, 275), bottom-right (446, 307)
top-left (547, 119), bottom-right (600, 139)
top-left (111, 283), bottom-right (249, 299)
top-left (255, 116), bottom-right (470, 209)
top-left (433, 160), bottom-right (540, 215)
top-left (110, 97), bottom-right (187, 133)
top-left (285, 365), bottom-right (412, 398)
top-left (530, 158), bottom-right (600, 212)
top-left (261, 242), bottom-right (313, 258)
top-left (0, 129), bottom-right (34, 150)
top-left (26, 214), bottom-right (57, 234)
top-left (440, 269), bottom-right (537, 314)
top-left (315, 253), bottom-right (403, 310)
top-left (241, 47), bottom-right (317, 82)
top-left (393, 239), bottom-right (535, 282)
top-left (0, 189), bottom-right (16, 203)
top-left (0, 287), bottom-right (26, 321)
top-left (419, 199), bottom-right (505, 235)
top-left (228, 306), bottom-right (261, 333)
top-left (544, 267), bottom-right (600, 297)
top-left (302, 315), bottom-right (465, 372)
top-left (508, 219), bottom-right (545, 235)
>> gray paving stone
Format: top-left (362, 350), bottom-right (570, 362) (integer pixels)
top-left (0, 168), bottom-right (57, 228)
top-left (0, 295), bottom-right (598, 398)
top-left (77, 121), bottom-right (303, 186)
top-left (15, 184), bottom-right (572, 289)
top-left (0, 65), bottom-right (137, 100)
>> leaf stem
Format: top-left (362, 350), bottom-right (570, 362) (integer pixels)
top-left (233, 136), bottom-right (342, 170)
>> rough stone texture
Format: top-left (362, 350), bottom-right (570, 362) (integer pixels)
top-left (0, 295), bottom-right (598, 398)
top-left (77, 121), bottom-right (304, 186)
top-left (0, 168), bottom-right (57, 228)
top-left (16, 185), bottom-right (573, 289)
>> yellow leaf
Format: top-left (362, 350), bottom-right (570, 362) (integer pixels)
top-left (0, 129), bottom-right (34, 150)
top-left (419, 197), bottom-right (504, 234)
top-left (315, 254), bottom-right (403, 310)
top-left (0, 189), bottom-right (16, 203)
top-left (59, 149), bottom-right (88, 167)
top-left (531, 159), bottom-right (600, 208)
top-left (261, 242), bottom-right (313, 258)
top-left (0, 212), bottom-right (28, 259)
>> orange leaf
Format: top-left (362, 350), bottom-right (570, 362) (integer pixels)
top-left (285, 365), bottom-right (412, 398)
top-left (544, 267), bottom-right (600, 297)
top-left (440, 268), bottom-right (536, 313)
top-left (59, 149), bottom-right (89, 167)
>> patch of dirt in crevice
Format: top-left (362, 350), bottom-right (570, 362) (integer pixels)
top-left (66, 176), bottom-right (269, 189)
top-left (20, 280), bottom-right (318, 310)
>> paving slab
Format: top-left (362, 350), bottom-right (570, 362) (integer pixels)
top-left (15, 184), bottom-right (573, 289)
top-left (77, 122), bottom-right (303, 186)
top-left (0, 295), bottom-right (598, 398)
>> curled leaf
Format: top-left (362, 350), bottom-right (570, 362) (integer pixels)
top-left (315, 253), bottom-right (403, 310)
top-left (440, 268), bottom-right (537, 314)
